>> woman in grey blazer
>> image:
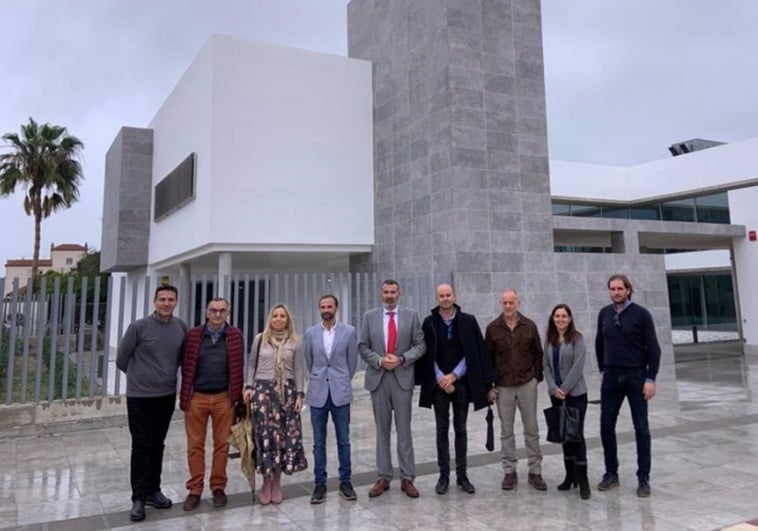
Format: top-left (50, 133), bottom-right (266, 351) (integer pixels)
top-left (544, 304), bottom-right (590, 500)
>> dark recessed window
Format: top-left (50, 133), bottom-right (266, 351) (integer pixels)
top-left (154, 153), bottom-right (196, 221)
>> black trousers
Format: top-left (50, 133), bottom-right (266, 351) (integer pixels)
top-left (127, 394), bottom-right (176, 501)
top-left (550, 393), bottom-right (588, 463)
top-left (433, 379), bottom-right (469, 477)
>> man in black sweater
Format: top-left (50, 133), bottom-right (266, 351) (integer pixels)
top-left (417, 284), bottom-right (496, 495)
top-left (595, 274), bottom-right (660, 499)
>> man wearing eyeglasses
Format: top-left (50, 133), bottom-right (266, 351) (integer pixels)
top-left (179, 298), bottom-right (244, 511)
top-left (595, 274), bottom-right (661, 499)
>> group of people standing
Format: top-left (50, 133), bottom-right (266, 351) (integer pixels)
top-left (116, 273), bottom-right (660, 522)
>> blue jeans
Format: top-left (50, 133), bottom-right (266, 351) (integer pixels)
top-left (310, 393), bottom-right (351, 485)
top-left (600, 369), bottom-right (650, 481)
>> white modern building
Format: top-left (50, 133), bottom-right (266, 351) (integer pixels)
top-left (550, 136), bottom-right (758, 350)
top-left (101, 35), bottom-right (374, 338)
top-left (102, 2), bottom-right (758, 362)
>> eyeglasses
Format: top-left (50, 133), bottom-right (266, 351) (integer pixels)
top-left (613, 314), bottom-right (621, 328)
top-left (208, 308), bottom-right (229, 315)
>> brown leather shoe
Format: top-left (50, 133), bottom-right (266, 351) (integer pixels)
top-left (368, 478), bottom-right (390, 498)
top-left (400, 478), bottom-right (419, 498)
top-left (183, 493), bottom-right (201, 511)
top-left (528, 473), bottom-right (547, 491)
top-left (212, 489), bottom-right (228, 508)
top-left (501, 472), bottom-right (518, 490)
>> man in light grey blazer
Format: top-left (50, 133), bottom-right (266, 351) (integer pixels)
top-left (359, 279), bottom-right (426, 499)
top-left (303, 295), bottom-right (359, 504)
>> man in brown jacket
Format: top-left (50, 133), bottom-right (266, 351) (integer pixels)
top-left (485, 289), bottom-right (546, 491)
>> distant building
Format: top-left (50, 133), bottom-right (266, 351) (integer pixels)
top-left (3, 243), bottom-right (88, 296)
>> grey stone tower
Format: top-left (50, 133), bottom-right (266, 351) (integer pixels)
top-left (347, 0), bottom-right (554, 317)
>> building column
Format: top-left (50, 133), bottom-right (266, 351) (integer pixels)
top-left (218, 253), bottom-right (232, 300)
top-left (611, 230), bottom-right (640, 254)
top-left (179, 263), bottom-right (192, 323)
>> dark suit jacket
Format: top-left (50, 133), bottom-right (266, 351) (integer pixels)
top-left (417, 305), bottom-right (495, 411)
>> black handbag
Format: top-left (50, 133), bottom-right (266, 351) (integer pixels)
top-left (543, 402), bottom-right (582, 443)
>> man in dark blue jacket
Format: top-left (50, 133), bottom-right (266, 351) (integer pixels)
top-left (595, 274), bottom-right (661, 499)
top-left (417, 284), bottom-right (496, 495)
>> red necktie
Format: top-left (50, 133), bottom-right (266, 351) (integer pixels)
top-left (387, 311), bottom-right (397, 354)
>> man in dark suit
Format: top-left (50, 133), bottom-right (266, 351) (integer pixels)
top-left (303, 294), bottom-right (359, 504)
top-left (417, 284), bottom-right (496, 495)
top-left (359, 279), bottom-right (426, 498)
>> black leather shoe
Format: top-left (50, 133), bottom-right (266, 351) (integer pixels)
top-left (598, 473), bottom-right (620, 491)
top-left (339, 481), bottom-right (357, 501)
top-left (310, 484), bottom-right (327, 504)
top-left (212, 489), bottom-right (228, 508)
top-left (637, 479), bottom-right (651, 498)
top-left (435, 475), bottom-right (449, 495)
top-left (145, 491), bottom-right (172, 509)
top-left (129, 500), bottom-right (146, 522)
top-left (457, 476), bottom-right (475, 494)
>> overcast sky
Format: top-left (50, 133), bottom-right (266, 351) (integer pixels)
top-left (1, 0), bottom-right (757, 276)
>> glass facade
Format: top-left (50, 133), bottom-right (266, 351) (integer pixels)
top-left (695, 193), bottom-right (730, 223)
top-left (667, 272), bottom-right (737, 331)
top-left (552, 191), bottom-right (730, 224)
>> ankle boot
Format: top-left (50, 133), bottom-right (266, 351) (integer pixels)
top-left (271, 472), bottom-right (283, 504)
top-left (557, 457), bottom-right (576, 491)
top-left (259, 474), bottom-right (272, 505)
top-left (576, 463), bottom-right (591, 500)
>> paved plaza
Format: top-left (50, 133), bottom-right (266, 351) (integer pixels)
top-left (1, 342), bottom-right (757, 530)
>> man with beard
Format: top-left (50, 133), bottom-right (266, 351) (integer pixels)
top-left (595, 274), bottom-right (660, 498)
top-left (359, 280), bottom-right (426, 498)
top-left (303, 294), bottom-right (359, 504)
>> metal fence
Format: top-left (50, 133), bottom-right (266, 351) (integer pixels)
top-left (1, 272), bottom-right (438, 405)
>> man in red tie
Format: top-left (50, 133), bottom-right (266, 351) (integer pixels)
top-left (359, 280), bottom-right (426, 498)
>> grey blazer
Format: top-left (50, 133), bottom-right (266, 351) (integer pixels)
top-left (303, 322), bottom-right (359, 408)
top-left (543, 335), bottom-right (588, 397)
top-left (358, 306), bottom-right (426, 392)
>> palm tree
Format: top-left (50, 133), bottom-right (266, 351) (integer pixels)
top-left (0, 117), bottom-right (84, 282)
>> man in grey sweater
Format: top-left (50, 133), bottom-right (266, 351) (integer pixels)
top-left (116, 285), bottom-right (187, 522)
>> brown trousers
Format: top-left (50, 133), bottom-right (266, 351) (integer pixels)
top-left (185, 391), bottom-right (234, 495)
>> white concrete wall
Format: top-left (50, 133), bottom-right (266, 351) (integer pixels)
top-left (729, 187), bottom-right (758, 349)
top-left (147, 41), bottom-right (215, 263)
top-left (146, 34), bottom-right (374, 266)
top-left (551, 136), bottom-right (758, 201)
top-left (209, 35), bottom-right (374, 246)
top-left (664, 250), bottom-right (731, 271)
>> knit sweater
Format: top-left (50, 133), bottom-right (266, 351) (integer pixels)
top-left (595, 302), bottom-right (661, 381)
top-left (116, 313), bottom-right (187, 397)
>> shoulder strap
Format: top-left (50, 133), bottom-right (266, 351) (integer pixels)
top-left (254, 333), bottom-right (262, 375)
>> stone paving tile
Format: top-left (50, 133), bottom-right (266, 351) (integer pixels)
top-left (2, 348), bottom-right (758, 530)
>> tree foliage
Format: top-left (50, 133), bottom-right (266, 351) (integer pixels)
top-left (0, 117), bottom-right (85, 280)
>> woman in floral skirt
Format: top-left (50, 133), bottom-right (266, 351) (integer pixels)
top-left (243, 304), bottom-right (307, 504)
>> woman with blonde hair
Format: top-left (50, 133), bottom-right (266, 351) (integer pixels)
top-left (243, 304), bottom-right (307, 504)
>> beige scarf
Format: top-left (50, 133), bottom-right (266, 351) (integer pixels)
top-left (268, 330), bottom-right (289, 402)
